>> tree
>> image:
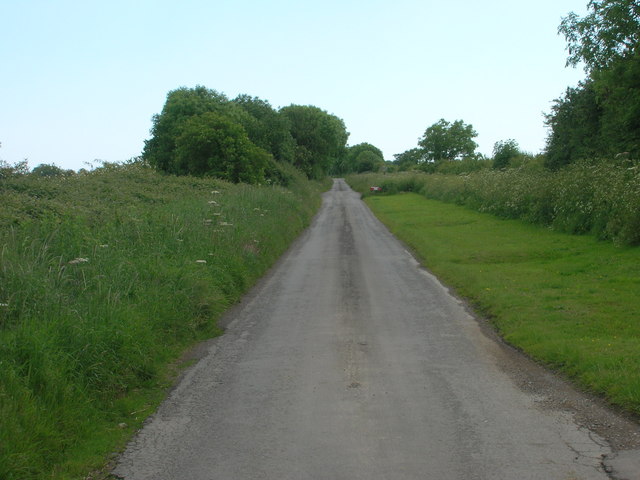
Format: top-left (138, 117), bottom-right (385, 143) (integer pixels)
top-left (31, 164), bottom-right (74, 177)
top-left (335, 142), bottom-right (384, 174)
top-left (559, 0), bottom-right (640, 71)
top-left (355, 150), bottom-right (384, 173)
top-left (418, 119), bottom-right (478, 162)
top-left (545, 1), bottom-right (640, 166)
top-left (0, 160), bottom-right (29, 178)
top-left (280, 105), bottom-right (349, 179)
top-left (591, 50), bottom-right (640, 157)
top-left (143, 86), bottom-right (230, 172)
top-left (232, 95), bottom-right (296, 164)
top-left (393, 148), bottom-right (427, 170)
top-left (544, 81), bottom-right (603, 169)
top-left (492, 139), bottom-right (520, 169)
top-left (347, 142), bottom-right (383, 163)
top-left (174, 112), bottom-right (270, 184)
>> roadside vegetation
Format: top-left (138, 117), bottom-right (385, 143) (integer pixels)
top-left (347, 161), bottom-right (640, 246)
top-left (343, 191), bottom-right (640, 415)
top-left (0, 160), bottom-right (328, 479)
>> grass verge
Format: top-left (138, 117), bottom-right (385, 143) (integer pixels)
top-left (359, 192), bottom-right (640, 416)
top-left (0, 162), bottom-right (328, 479)
top-left (348, 161), bottom-right (640, 246)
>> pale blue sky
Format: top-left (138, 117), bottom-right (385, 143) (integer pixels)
top-left (1, 0), bottom-right (588, 170)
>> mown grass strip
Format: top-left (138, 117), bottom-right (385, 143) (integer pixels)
top-left (0, 163), bottom-right (328, 479)
top-left (362, 192), bottom-right (640, 415)
top-left (348, 163), bottom-right (640, 246)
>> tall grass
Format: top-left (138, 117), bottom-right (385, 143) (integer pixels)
top-left (0, 162), bottom-right (326, 479)
top-left (348, 159), bottom-right (640, 245)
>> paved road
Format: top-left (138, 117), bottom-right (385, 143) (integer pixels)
top-left (114, 179), bottom-right (614, 480)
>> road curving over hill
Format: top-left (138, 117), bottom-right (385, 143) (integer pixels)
top-left (114, 179), bottom-right (639, 480)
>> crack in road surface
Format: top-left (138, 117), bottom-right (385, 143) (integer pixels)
top-left (113, 179), bottom-right (639, 480)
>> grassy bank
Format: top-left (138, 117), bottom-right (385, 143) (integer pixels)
top-left (0, 162), bottom-right (327, 479)
top-left (353, 191), bottom-right (640, 415)
top-left (348, 160), bottom-right (640, 246)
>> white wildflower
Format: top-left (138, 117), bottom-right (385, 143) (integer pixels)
top-left (195, 260), bottom-right (207, 264)
top-left (208, 200), bottom-right (219, 205)
top-left (219, 222), bottom-right (233, 226)
top-left (211, 190), bottom-right (220, 194)
top-left (0, 303), bottom-right (8, 307)
top-left (68, 257), bottom-right (89, 265)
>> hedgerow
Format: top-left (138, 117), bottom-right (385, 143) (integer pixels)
top-left (348, 159), bottom-right (640, 246)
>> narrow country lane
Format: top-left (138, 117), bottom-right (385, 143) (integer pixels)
top-left (114, 179), bottom-right (616, 480)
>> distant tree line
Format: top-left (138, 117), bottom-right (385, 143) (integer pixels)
top-left (392, 119), bottom-right (540, 174)
top-left (392, 0), bottom-right (639, 173)
top-left (141, 86), bottom-right (354, 184)
top-left (332, 142), bottom-right (386, 175)
top-left (3, 90), bottom-right (388, 183)
top-left (393, 119), bottom-right (499, 173)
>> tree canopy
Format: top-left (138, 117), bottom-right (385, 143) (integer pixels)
top-left (546, 0), bottom-right (640, 166)
top-left (418, 119), bottom-right (478, 162)
top-left (333, 142), bottom-right (384, 175)
top-left (393, 148), bottom-right (427, 170)
top-left (492, 139), bottom-right (521, 170)
top-left (559, 0), bottom-right (640, 71)
top-left (143, 86), bottom-right (230, 174)
top-left (354, 150), bottom-right (384, 173)
top-left (30, 164), bottom-right (74, 177)
top-left (544, 81), bottom-right (604, 169)
top-left (142, 86), bottom-right (354, 183)
top-left (174, 112), bottom-right (270, 183)
top-left (232, 95), bottom-right (296, 164)
top-left (280, 105), bottom-right (349, 179)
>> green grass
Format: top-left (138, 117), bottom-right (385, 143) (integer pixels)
top-left (0, 162), bottom-right (327, 479)
top-left (349, 160), bottom-right (640, 246)
top-left (361, 192), bottom-right (640, 415)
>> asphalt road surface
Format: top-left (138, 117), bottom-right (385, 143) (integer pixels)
top-left (114, 179), bottom-right (629, 480)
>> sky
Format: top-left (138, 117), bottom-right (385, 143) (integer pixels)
top-left (1, 0), bottom-right (589, 171)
